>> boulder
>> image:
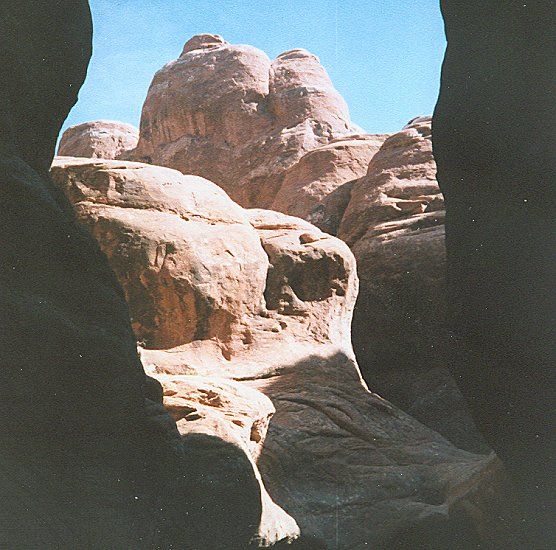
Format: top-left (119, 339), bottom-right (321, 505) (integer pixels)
top-left (131, 35), bottom-right (359, 209)
top-left (51, 157), bottom-right (268, 351)
top-left (58, 120), bottom-right (139, 159)
top-left (52, 157), bottom-right (513, 548)
top-left (339, 117), bottom-right (440, 247)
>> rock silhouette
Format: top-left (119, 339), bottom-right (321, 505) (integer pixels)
top-left (433, 1), bottom-right (556, 546)
top-left (0, 4), bottom-right (261, 549)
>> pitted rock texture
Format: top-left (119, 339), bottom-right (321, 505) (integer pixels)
top-left (52, 157), bottom-right (511, 548)
top-left (131, 35), bottom-right (359, 209)
top-left (58, 120), bottom-right (139, 160)
top-left (51, 157), bottom-right (267, 351)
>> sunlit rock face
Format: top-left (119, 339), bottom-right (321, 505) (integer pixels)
top-left (52, 156), bottom-right (510, 548)
top-left (58, 120), bottom-right (139, 160)
top-left (131, 35), bottom-right (360, 209)
top-left (272, 133), bottom-right (388, 221)
top-left (129, 40), bottom-right (484, 451)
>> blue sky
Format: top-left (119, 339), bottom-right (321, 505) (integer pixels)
top-left (63, 0), bottom-right (446, 136)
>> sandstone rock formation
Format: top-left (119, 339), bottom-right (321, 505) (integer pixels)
top-left (284, 116), bottom-right (482, 452)
top-left (58, 120), bottom-right (139, 159)
top-left (272, 133), bottom-right (388, 220)
top-left (51, 157), bottom-right (300, 546)
top-left (434, 2), bottom-right (556, 546)
top-left (131, 34), bottom-right (360, 209)
top-left (127, 35), bottom-right (484, 452)
top-left (336, 117), bottom-right (485, 451)
top-left (52, 156), bottom-right (512, 548)
top-left (0, 4), bottom-right (262, 549)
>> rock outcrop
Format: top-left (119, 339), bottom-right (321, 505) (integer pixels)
top-left (131, 35), bottom-right (360, 209)
top-left (52, 156), bottom-right (513, 548)
top-left (127, 35), bottom-right (483, 451)
top-left (0, 4), bottom-right (261, 549)
top-left (272, 133), bottom-right (388, 220)
top-left (433, 2), bottom-right (556, 546)
top-left (333, 117), bottom-right (485, 451)
top-left (58, 120), bottom-right (139, 159)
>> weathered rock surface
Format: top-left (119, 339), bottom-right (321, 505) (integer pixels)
top-left (128, 38), bottom-right (483, 452)
top-left (131, 35), bottom-right (359, 209)
top-left (336, 117), bottom-right (485, 452)
top-left (0, 4), bottom-right (262, 549)
top-left (51, 157), bottom-right (268, 351)
top-left (272, 133), bottom-right (387, 220)
top-left (58, 120), bottom-right (139, 159)
top-left (52, 156), bottom-right (512, 548)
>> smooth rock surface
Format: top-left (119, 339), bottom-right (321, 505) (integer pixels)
top-left (433, 2), bottom-right (556, 545)
top-left (272, 134), bottom-right (387, 221)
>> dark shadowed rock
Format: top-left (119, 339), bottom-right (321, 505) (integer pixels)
top-left (0, 3), bottom-right (261, 548)
top-left (333, 117), bottom-right (486, 452)
top-left (433, 1), bottom-right (556, 546)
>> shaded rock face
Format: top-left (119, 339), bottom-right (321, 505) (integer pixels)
top-left (0, 2), bottom-right (158, 547)
top-left (340, 118), bottom-right (485, 452)
top-left (52, 157), bottom-right (513, 548)
top-left (58, 120), bottom-right (139, 160)
top-left (433, 1), bottom-right (556, 545)
top-left (131, 35), bottom-right (359, 209)
top-left (0, 2), bottom-right (92, 176)
top-left (0, 4), bottom-right (262, 549)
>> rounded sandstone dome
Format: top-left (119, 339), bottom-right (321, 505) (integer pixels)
top-left (58, 120), bottom-right (139, 160)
